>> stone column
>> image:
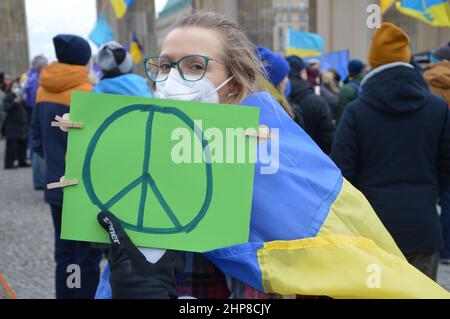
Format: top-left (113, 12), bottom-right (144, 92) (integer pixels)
top-left (192, 0), bottom-right (238, 21)
top-left (0, 0), bottom-right (30, 77)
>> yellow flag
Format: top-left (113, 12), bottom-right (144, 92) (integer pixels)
top-left (130, 34), bottom-right (143, 64)
top-left (110, 0), bottom-right (127, 19)
top-left (380, 0), bottom-right (396, 14)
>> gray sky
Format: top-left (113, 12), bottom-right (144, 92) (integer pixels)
top-left (26, 0), bottom-right (168, 62)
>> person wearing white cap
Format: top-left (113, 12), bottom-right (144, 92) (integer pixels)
top-left (93, 41), bottom-right (152, 97)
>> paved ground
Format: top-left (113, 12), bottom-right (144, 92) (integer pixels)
top-left (0, 140), bottom-right (449, 298)
top-left (0, 141), bottom-right (54, 298)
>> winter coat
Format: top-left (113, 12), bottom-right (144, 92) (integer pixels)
top-left (288, 74), bottom-right (335, 154)
top-left (31, 62), bottom-right (92, 206)
top-left (336, 72), bottom-right (365, 124)
top-left (23, 69), bottom-right (41, 109)
top-left (3, 92), bottom-right (29, 140)
top-left (331, 62), bottom-right (450, 254)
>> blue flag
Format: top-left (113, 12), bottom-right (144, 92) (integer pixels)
top-left (286, 29), bottom-right (324, 57)
top-left (305, 50), bottom-right (350, 80)
top-left (89, 12), bottom-right (114, 47)
top-left (396, 0), bottom-right (450, 27)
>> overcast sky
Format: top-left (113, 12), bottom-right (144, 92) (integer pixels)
top-left (26, 0), bottom-right (168, 62)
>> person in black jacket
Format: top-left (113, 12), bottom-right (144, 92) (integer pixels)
top-left (3, 78), bottom-right (30, 169)
top-left (331, 23), bottom-right (450, 280)
top-left (286, 55), bottom-right (335, 154)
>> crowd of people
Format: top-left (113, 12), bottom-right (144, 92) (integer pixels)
top-left (1, 11), bottom-right (450, 299)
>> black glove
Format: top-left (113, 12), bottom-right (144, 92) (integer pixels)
top-left (97, 211), bottom-right (184, 299)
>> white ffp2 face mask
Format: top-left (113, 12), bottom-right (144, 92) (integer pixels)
top-left (155, 69), bottom-right (233, 104)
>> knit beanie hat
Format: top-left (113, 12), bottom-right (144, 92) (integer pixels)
top-left (53, 34), bottom-right (91, 66)
top-left (256, 46), bottom-right (291, 87)
top-left (96, 41), bottom-right (133, 78)
top-left (368, 23), bottom-right (411, 69)
top-left (432, 41), bottom-right (450, 62)
top-left (347, 59), bottom-right (366, 76)
top-left (286, 55), bottom-right (307, 74)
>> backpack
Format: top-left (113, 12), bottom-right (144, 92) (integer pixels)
top-left (346, 81), bottom-right (362, 97)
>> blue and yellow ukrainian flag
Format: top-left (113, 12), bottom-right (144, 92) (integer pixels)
top-left (380, 0), bottom-right (396, 13)
top-left (396, 0), bottom-right (450, 27)
top-left (109, 0), bottom-right (135, 19)
top-left (130, 33), bottom-right (144, 64)
top-left (286, 29), bottom-right (324, 57)
top-left (205, 92), bottom-right (450, 299)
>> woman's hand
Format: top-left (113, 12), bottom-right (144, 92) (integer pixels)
top-left (97, 211), bottom-right (184, 299)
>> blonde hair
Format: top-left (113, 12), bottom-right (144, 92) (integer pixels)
top-left (321, 71), bottom-right (340, 94)
top-left (174, 11), bottom-right (266, 102)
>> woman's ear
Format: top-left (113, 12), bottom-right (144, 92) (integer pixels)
top-left (226, 79), bottom-right (240, 97)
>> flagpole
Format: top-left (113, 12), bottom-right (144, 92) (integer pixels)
top-left (285, 28), bottom-right (289, 56)
top-left (99, 0), bottom-right (110, 16)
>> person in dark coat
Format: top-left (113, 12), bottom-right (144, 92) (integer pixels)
top-left (24, 55), bottom-right (48, 190)
top-left (0, 69), bottom-right (6, 136)
top-left (424, 42), bottom-right (450, 265)
top-left (286, 55), bottom-right (335, 154)
top-left (336, 59), bottom-right (367, 124)
top-left (3, 78), bottom-right (30, 169)
top-left (331, 23), bottom-right (450, 280)
top-left (320, 71), bottom-right (340, 122)
top-left (31, 34), bottom-right (102, 299)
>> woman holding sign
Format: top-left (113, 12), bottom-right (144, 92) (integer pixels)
top-left (96, 11), bottom-right (279, 299)
top-left (96, 11), bottom-right (450, 299)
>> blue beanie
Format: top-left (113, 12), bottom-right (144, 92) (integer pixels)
top-left (347, 59), bottom-right (366, 76)
top-left (257, 46), bottom-right (291, 87)
top-left (53, 34), bottom-right (92, 66)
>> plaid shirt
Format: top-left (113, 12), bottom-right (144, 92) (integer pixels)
top-left (176, 253), bottom-right (281, 299)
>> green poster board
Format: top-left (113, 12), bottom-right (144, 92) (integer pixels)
top-left (61, 91), bottom-right (259, 252)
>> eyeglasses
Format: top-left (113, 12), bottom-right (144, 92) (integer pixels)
top-left (144, 55), bottom-right (226, 82)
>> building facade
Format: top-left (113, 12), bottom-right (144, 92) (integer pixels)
top-left (237, 0), bottom-right (274, 49)
top-left (309, 0), bottom-right (450, 61)
top-left (156, 0), bottom-right (192, 47)
top-left (193, 0), bottom-right (310, 53)
top-left (272, 0), bottom-right (310, 53)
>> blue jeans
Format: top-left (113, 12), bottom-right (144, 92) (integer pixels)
top-left (440, 190), bottom-right (450, 260)
top-left (50, 205), bottom-right (103, 299)
top-left (32, 151), bottom-right (45, 189)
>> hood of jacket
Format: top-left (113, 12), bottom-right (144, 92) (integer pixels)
top-left (93, 73), bottom-right (152, 97)
top-left (288, 73), bottom-right (315, 102)
top-left (37, 62), bottom-right (92, 106)
top-left (360, 62), bottom-right (431, 115)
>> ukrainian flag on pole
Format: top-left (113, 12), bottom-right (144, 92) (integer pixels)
top-left (380, 0), bottom-right (396, 14)
top-left (396, 0), bottom-right (450, 27)
top-left (286, 28), bottom-right (324, 57)
top-left (109, 0), bottom-right (135, 19)
top-left (130, 33), bottom-right (144, 64)
top-left (204, 92), bottom-right (450, 299)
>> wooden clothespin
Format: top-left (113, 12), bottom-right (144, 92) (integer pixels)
top-left (47, 176), bottom-right (79, 190)
top-left (245, 125), bottom-right (273, 140)
top-left (51, 113), bottom-right (83, 132)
